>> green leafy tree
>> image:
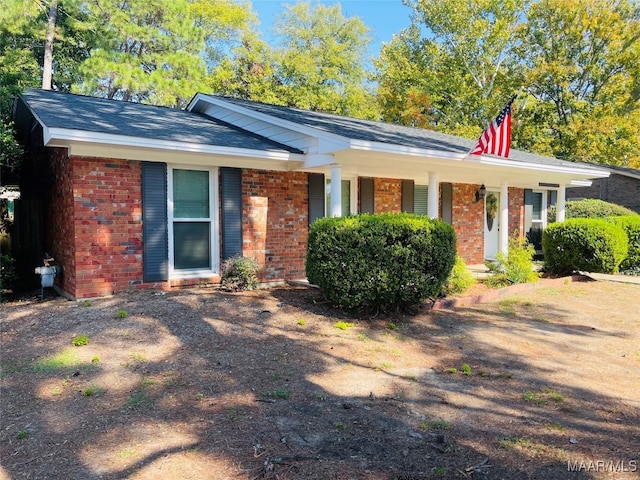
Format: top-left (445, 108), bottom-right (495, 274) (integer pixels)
top-left (211, 31), bottom-right (283, 104)
top-left (375, 0), bottom-right (527, 135)
top-left (270, 1), bottom-right (378, 118)
top-left (75, 0), bottom-right (252, 107)
top-left (515, 0), bottom-right (640, 166)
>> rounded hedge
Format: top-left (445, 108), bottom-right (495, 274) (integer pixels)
top-left (605, 216), bottom-right (640, 272)
top-left (306, 213), bottom-right (456, 312)
top-left (542, 218), bottom-right (628, 275)
top-left (548, 199), bottom-right (636, 223)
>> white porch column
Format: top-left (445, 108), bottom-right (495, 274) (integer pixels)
top-left (428, 172), bottom-right (439, 219)
top-left (556, 185), bottom-right (566, 222)
top-left (500, 182), bottom-right (509, 255)
top-left (330, 163), bottom-right (342, 217)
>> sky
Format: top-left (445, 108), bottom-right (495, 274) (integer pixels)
top-left (250, 0), bottom-right (414, 57)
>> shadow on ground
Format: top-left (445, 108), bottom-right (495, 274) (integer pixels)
top-left (1, 281), bottom-right (638, 479)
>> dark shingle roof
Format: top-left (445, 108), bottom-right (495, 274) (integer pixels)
top-left (213, 96), bottom-right (605, 172)
top-left (18, 89), bottom-right (302, 154)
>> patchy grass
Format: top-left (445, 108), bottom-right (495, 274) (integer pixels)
top-left (334, 321), bottom-right (354, 331)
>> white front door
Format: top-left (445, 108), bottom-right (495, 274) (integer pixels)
top-left (484, 191), bottom-right (500, 260)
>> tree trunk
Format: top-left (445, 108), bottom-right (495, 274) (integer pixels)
top-left (42, 0), bottom-right (59, 90)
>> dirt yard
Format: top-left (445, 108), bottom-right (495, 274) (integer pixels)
top-left (1, 279), bottom-right (639, 480)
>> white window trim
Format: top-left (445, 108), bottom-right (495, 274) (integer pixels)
top-left (325, 175), bottom-right (357, 216)
top-left (532, 190), bottom-right (548, 230)
top-left (167, 165), bottom-right (220, 279)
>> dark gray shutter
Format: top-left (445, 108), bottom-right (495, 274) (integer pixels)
top-left (402, 180), bottom-right (414, 213)
top-left (142, 162), bottom-right (168, 282)
top-left (524, 189), bottom-right (533, 233)
top-left (359, 177), bottom-right (374, 213)
top-left (441, 183), bottom-right (452, 224)
top-left (414, 185), bottom-right (429, 215)
top-left (308, 173), bottom-right (325, 225)
top-left (221, 167), bottom-right (243, 260)
top-left (549, 190), bottom-right (557, 206)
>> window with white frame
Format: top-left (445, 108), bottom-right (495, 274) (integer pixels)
top-left (168, 167), bottom-right (218, 275)
top-left (532, 191), bottom-right (546, 229)
top-left (325, 178), bottom-right (355, 216)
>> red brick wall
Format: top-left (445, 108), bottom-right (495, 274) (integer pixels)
top-left (567, 174), bottom-right (640, 214)
top-left (46, 148), bottom-right (76, 296)
top-left (509, 187), bottom-right (525, 239)
top-left (451, 183), bottom-right (485, 264)
top-left (72, 157), bottom-right (143, 298)
top-left (242, 169), bottom-right (309, 281)
top-left (48, 157), bottom-right (527, 297)
top-left (48, 156), bottom-right (145, 298)
top-left (374, 178), bottom-right (403, 212)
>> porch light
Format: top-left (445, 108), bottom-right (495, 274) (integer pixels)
top-left (475, 184), bottom-right (486, 202)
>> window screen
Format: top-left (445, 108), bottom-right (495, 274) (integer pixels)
top-left (173, 222), bottom-right (211, 270)
top-left (173, 169), bottom-right (210, 218)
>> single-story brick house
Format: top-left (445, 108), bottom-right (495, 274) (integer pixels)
top-left (12, 89), bottom-right (609, 299)
top-left (567, 163), bottom-right (640, 214)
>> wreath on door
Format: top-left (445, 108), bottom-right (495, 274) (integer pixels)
top-left (486, 193), bottom-right (498, 220)
top-left (486, 193), bottom-right (498, 231)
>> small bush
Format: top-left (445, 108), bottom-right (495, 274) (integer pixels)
top-left (487, 235), bottom-right (539, 285)
top-left (71, 335), bottom-right (89, 346)
top-left (220, 256), bottom-right (259, 291)
top-left (548, 199), bottom-right (636, 223)
top-left (306, 213), bottom-right (456, 312)
top-left (605, 216), bottom-right (640, 273)
top-left (444, 256), bottom-right (476, 295)
top-left (542, 219), bottom-right (628, 275)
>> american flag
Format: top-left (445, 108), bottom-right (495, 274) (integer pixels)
top-left (471, 95), bottom-right (516, 158)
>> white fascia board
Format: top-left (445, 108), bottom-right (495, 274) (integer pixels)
top-left (45, 127), bottom-right (304, 162)
top-left (349, 139), bottom-right (467, 160)
top-left (190, 94), bottom-right (350, 151)
top-left (65, 143), bottom-right (305, 171)
top-left (570, 180), bottom-right (594, 186)
top-left (468, 154), bottom-right (611, 178)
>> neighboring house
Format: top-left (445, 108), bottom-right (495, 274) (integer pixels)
top-left (12, 89), bottom-right (609, 299)
top-left (566, 163), bottom-right (640, 214)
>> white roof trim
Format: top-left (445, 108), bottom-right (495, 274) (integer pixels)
top-left (467, 154), bottom-right (610, 178)
top-left (44, 127), bottom-right (303, 162)
top-left (349, 139), bottom-right (467, 160)
top-left (189, 93), bottom-right (351, 148)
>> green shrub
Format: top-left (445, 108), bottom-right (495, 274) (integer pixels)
top-left (548, 199), bottom-right (636, 223)
top-left (487, 235), bottom-right (539, 285)
top-left (306, 213), bottom-right (456, 312)
top-left (444, 256), bottom-right (475, 295)
top-left (542, 219), bottom-right (628, 275)
top-left (220, 256), bottom-right (259, 291)
top-left (71, 335), bottom-right (89, 346)
top-left (605, 216), bottom-right (640, 273)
